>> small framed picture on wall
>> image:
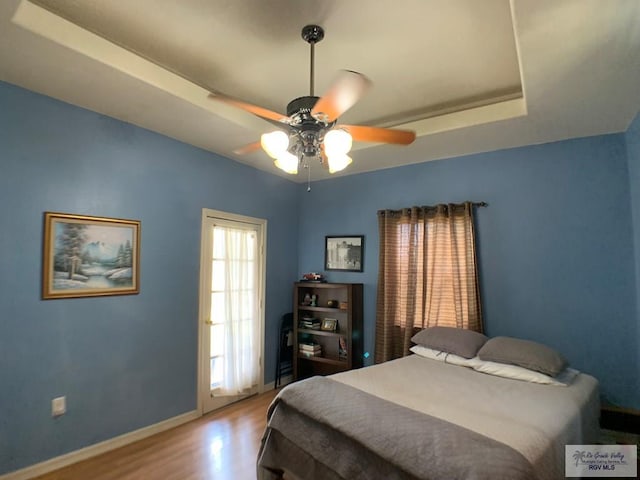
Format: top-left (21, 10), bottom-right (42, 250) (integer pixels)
top-left (324, 235), bottom-right (364, 272)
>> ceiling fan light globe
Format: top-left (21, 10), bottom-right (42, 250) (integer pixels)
top-left (261, 131), bottom-right (289, 159)
top-left (327, 154), bottom-right (352, 174)
top-left (274, 151), bottom-right (299, 174)
top-left (324, 129), bottom-right (352, 156)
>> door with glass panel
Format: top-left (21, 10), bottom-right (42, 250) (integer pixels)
top-left (199, 209), bottom-right (265, 414)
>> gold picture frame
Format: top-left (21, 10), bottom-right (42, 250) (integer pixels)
top-left (320, 318), bottom-right (338, 332)
top-left (42, 212), bottom-right (140, 299)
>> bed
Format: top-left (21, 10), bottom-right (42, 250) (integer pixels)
top-left (257, 352), bottom-right (599, 480)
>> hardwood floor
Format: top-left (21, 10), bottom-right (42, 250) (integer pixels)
top-left (22, 388), bottom-right (640, 480)
top-left (33, 389), bottom-right (279, 480)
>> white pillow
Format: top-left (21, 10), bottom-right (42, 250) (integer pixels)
top-left (410, 345), bottom-right (483, 368)
top-left (472, 360), bottom-right (579, 386)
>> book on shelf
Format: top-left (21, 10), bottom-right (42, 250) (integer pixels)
top-left (299, 350), bottom-right (322, 358)
top-left (299, 342), bottom-right (322, 357)
top-left (299, 316), bottom-right (321, 330)
top-left (299, 348), bottom-right (322, 354)
top-left (298, 349), bottom-right (322, 357)
top-left (299, 323), bottom-right (321, 330)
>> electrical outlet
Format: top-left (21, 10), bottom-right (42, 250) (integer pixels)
top-left (52, 396), bottom-right (66, 417)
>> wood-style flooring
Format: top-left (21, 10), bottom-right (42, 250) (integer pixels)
top-left (27, 388), bottom-right (640, 480)
top-left (32, 389), bottom-right (279, 480)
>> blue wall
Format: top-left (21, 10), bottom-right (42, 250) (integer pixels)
top-left (625, 112), bottom-right (640, 409)
top-left (0, 82), bottom-right (299, 475)
top-left (298, 133), bottom-right (639, 410)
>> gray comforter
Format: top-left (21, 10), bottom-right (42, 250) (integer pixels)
top-left (257, 376), bottom-right (538, 480)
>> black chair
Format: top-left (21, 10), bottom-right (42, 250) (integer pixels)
top-left (275, 313), bottom-right (293, 388)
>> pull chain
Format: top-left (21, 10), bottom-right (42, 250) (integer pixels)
top-left (306, 161), bottom-right (311, 192)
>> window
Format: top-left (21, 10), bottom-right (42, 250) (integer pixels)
top-left (375, 202), bottom-right (483, 363)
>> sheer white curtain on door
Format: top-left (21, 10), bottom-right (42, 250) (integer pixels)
top-left (212, 225), bottom-right (259, 396)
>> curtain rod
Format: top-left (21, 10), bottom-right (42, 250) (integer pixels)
top-left (378, 201), bottom-right (487, 216)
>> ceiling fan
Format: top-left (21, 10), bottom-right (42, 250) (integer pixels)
top-left (208, 25), bottom-right (416, 176)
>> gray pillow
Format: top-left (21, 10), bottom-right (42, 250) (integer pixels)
top-left (477, 336), bottom-right (568, 376)
top-left (411, 326), bottom-right (488, 359)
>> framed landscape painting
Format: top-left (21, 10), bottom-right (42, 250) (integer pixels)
top-left (325, 235), bottom-right (364, 272)
top-left (42, 212), bottom-right (140, 299)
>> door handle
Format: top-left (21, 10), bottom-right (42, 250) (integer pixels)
top-left (204, 320), bottom-right (214, 326)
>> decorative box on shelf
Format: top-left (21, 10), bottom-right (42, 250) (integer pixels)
top-left (300, 272), bottom-right (326, 283)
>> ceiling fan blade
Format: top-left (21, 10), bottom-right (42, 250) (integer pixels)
top-left (208, 93), bottom-right (287, 123)
top-left (340, 124), bottom-right (416, 145)
top-left (233, 141), bottom-right (262, 155)
top-left (311, 70), bottom-right (372, 123)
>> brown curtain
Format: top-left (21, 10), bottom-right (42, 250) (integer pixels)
top-left (375, 202), bottom-right (483, 363)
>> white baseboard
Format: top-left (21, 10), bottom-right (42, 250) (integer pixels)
top-left (0, 410), bottom-right (199, 480)
top-left (2, 378), bottom-right (293, 479)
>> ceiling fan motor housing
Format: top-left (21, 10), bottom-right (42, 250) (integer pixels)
top-left (286, 95), bottom-right (332, 158)
top-left (286, 96), bottom-right (319, 118)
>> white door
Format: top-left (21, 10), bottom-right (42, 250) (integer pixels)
top-left (198, 209), bottom-right (265, 414)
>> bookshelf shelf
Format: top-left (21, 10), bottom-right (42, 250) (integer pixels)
top-left (297, 354), bottom-right (346, 366)
top-left (298, 306), bottom-right (347, 313)
top-left (298, 328), bottom-right (343, 337)
top-left (293, 282), bottom-right (363, 381)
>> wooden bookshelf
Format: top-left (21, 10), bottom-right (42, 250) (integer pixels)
top-left (293, 282), bottom-right (363, 380)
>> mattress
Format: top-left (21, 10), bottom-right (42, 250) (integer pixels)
top-left (258, 354), bottom-right (600, 480)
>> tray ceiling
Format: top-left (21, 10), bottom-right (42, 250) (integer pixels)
top-left (0, 0), bottom-right (638, 181)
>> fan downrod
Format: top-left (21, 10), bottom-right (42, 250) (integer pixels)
top-left (301, 25), bottom-right (324, 44)
top-left (302, 25), bottom-right (324, 98)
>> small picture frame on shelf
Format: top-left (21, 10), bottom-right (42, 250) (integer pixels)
top-left (321, 318), bottom-right (338, 332)
top-left (339, 336), bottom-right (348, 359)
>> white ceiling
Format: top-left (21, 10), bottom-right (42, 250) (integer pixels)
top-left (0, 0), bottom-right (639, 182)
